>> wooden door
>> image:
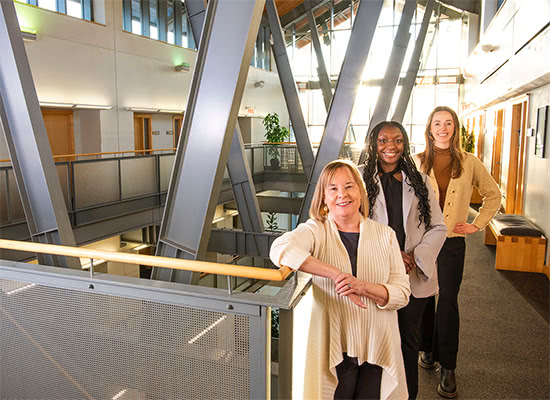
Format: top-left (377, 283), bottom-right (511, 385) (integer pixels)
top-left (477, 114), bottom-right (485, 161)
top-left (491, 109), bottom-right (504, 185)
top-left (134, 114), bottom-right (153, 155)
top-left (41, 109), bottom-right (75, 162)
top-left (173, 115), bottom-right (183, 148)
top-left (506, 100), bottom-right (528, 214)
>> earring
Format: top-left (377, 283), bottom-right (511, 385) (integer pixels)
top-left (322, 204), bottom-right (328, 216)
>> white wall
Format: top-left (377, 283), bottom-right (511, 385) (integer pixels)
top-left (524, 84), bottom-right (550, 262)
top-left (463, 0), bottom-right (550, 262)
top-left (7, 1), bottom-right (288, 155)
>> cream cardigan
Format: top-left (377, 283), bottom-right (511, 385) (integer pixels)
top-left (270, 216), bottom-right (410, 399)
top-left (414, 152), bottom-right (501, 237)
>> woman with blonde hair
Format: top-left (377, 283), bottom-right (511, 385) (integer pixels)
top-left (270, 159), bottom-right (410, 399)
top-left (415, 106), bottom-right (501, 398)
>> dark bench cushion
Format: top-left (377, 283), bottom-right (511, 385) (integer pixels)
top-left (491, 214), bottom-right (544, 237)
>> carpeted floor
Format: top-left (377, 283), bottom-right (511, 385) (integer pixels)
top-left (417, 216), bottom-right (550, 399)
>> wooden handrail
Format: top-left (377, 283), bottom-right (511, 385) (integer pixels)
top-left (0, 239), bottom-right (291, 282)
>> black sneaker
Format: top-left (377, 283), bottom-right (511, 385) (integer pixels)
top-left (437, 368), bottom-right (458, 398)
top-left (418, 351), bottom-right (436, 369)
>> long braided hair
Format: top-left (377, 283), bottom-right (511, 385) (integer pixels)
top-left (362, 121), bottom-right (432, 229)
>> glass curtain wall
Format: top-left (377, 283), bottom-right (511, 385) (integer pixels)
top-left (284, 0), bottom-right (469, 152)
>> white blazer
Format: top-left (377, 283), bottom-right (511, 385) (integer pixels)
top-left (370, 170), bottom-right (447, 298)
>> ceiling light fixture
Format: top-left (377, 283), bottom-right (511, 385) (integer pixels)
top-left (253, 80), bottom-right (265, 88)
top-left (74, 104), bottom-right (112, 110)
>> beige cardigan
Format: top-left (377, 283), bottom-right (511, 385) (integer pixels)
top-left (413, 152), bottom-right (501, 237)
top-left (270, 216), bottom-right (410, 399)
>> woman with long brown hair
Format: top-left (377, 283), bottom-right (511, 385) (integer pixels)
top-left (415, 106), bottom-right (501, 398)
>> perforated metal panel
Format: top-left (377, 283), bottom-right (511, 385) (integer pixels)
top-left (0, 279), bottom-right (251, 399)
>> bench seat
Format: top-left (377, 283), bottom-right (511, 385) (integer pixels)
top-left (484, 214), bottom-right (548, 278)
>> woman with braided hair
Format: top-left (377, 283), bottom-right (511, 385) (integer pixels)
top-left (361, 121), bottom-right (447, 399)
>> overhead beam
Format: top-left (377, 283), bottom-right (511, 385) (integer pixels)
top-left (393, 0), bottom-right (435, 123)
top-left (298, 0), bottom-right (384, 223)
top-left (306, 8), bottom-right (332, 111)
top-left (153, 0), bottom-right (265, 284)
top-left (0, 0), bottom-right (79, 268)
top-left (266, 0), bottom-right (314, 179)
top-left (358, 0), bottom-right (416, 164)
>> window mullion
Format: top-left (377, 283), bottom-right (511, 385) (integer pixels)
top-left (174, 0), bottom-right (182, 46)
top-left (142, 0), bottom-right (151, 37)
top-left (158, 0), bottom-right (168, 42)
top-left (123, 0), bottom-right (132, 31)
top-left (57, 0), bottom-right (66, 14)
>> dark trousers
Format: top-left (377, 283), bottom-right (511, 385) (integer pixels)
top-left (334, 353), bottom-right (383, 400)
top-left (398, 295), bottom-right (430, 399)
top-left (419, 237), bottom-right (466, 370)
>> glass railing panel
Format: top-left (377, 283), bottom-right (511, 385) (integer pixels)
top-left (159, 154), bottom-right (175, 192)
top-left (0, 170), bottom-right (8, 224)
top-left (74, 160), bottom-right (120, 209)
top-left (55, 163), bottom-right (71, 211)
top-left (253, 147), bottom-right (264, 174)
top-left (120, 156), bottom-right (157, 200)
top-left (7, 170), bottom-right (24, 221)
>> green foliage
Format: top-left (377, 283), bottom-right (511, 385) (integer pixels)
top-left (266, 212), bottom-right (279, 232)
top-left (271, 308), bottom-right (280, 338)
top-left (263, 112), bottom-right (290, 144)
top-left (461, 125), bottom-right (475, 153)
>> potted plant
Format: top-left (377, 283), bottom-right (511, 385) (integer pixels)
top-left (461, 126), bottom-right (475, 153)
top-left (263, 112), bottom-right (290, 170)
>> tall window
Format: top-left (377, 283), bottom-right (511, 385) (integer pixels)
top-left (251, 23), bottom-right (271, 71)
top-left (123, 0), bottom-right (196, 50)
top-left (285, 0), bottom-right (468, 151)
top-left (18, 0), bottom-right (93, 21)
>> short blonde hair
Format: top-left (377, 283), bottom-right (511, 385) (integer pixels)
top-left (309, 159), bottom-right (369, 222)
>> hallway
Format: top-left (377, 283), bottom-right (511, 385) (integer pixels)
top-left (417, 217), bottom-right (549, 399)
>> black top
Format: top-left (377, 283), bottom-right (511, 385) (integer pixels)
top-left (379, 168), bottom-right (406, 251)
top-left (338, 231), bottom-right (360, 277)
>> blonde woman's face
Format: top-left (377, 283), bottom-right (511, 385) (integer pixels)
top-left (430, 111), bottom-right (455, 149)
top-left (323, 167), bottom-right (361, 224)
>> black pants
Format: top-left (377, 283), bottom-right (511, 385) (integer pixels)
top-left (398, 295), bottom-right (430, 399)
top-left (419, 237), bottom-right (466, 370)
top-left (334, 353), bottom-right (383, 400)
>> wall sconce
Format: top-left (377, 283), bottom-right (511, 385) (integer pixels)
top-left (175, 62), bottom-right (190, 72)
top-left (253, 80), bottom-right (265, 88)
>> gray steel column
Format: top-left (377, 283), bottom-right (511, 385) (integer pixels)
top-left (266, 0), bottom-right (314, 179)
top-left (185, 0), bottom-right (264, 237)
top-left (249, 306), bottom-right (270, 400)
top-left (185, 0), bottom-right (206, 45)
top-left (227, 126), bottom-right (264, 236)
top-left (0, 0), bottom-right (79, 269)
top-left (153, 0), bottom-right (264, 284)
top-left (307, 9), bottom-right (332, 111)
top-left (298, 0), bottom-right (383, 223)
top-left (358, 0), bottom-right (416, 165)
top-left (393, 0), bottom-right (434, 123)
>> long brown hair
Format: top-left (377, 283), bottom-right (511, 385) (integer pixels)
top-left (310, 160), bottom-right (368, 222)
top-left (418, 106), bottom-right (464, 178)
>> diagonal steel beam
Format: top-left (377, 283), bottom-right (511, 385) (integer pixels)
top-left (153, 0), bottom-right (265, 284)
top-left (393, 0), bottom-right (435, 123)
top-left (0, 0), bottom-right (79, 268)
top-left (266, 0), bottom-right (314, 179)
top-left (358, 0), bottom-right (416, 164)
top-left (298, 0), bottom-right (384, 223)
top-left (185, 0), bottom-right (264, 237)
top-left (307, 8), bottom-right (332, 111)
